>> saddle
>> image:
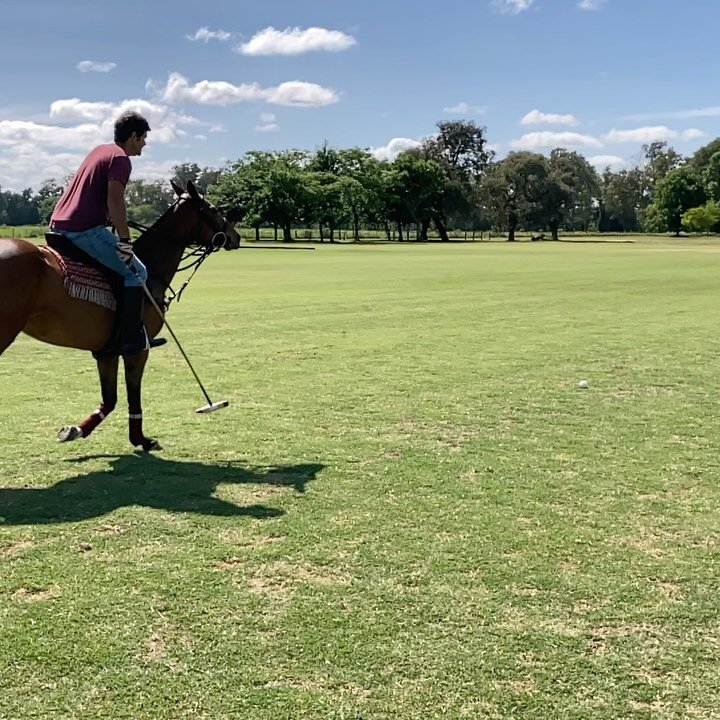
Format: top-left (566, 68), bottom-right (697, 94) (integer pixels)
top-left (45, 232), bottom-right (128, 358)
top-left (45, 232), bottom-right (124, 312)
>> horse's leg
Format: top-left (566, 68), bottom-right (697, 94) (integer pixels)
top-left (0, 241), bottom-right (38, 357)
top-left (57, 356), bottom-right (119, 442)
top-left (123, 350), bottom-right (161, 452)
top-left (0, 321), bottom-right (24, 357)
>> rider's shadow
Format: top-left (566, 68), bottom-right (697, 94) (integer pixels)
top-left (0, 455), bottom-right (324, 525)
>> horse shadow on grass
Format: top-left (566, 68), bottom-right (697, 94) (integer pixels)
top-left (0, 453), bottom-right (324, 525)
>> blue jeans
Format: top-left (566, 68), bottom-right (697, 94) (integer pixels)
top-left (56, 225), bottom-right (148, 287)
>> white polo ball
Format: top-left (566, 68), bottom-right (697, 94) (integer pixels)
top-left (578, 380), bottom-right (589, 389)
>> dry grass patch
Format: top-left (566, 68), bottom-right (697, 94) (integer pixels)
top-left (11, 585), bottom-right (61, 602)
top-left (2, 540), bottom-right (34, 557)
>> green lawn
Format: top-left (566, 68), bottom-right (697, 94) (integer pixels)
top-left (1, 238), bottom-right (719, 719)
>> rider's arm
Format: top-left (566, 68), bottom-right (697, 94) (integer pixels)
top-left (107, 180), bottom-right (131, 240)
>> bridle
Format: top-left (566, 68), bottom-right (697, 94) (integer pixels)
top-left (128, 193), bottom-right (232, 309)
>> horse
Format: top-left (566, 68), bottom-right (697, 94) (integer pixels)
top-left (0, 180), bottom-right (241, 451)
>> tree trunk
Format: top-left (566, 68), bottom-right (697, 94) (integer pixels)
top-left (397, 220), bottom-right (404, 242)
top-left (384, 223), bottom-right (392, 242)
top-left (353, 212), bottom-right (360, 242)
top-left (273, 224), bottom-right (278, 242)
top-left (255, 226), bottom-right (260, 243)
top-left (433, 214), bottom-right (450, 242)
top-left (420, 218), bottom-right (430, 241)
top-left (507, 211), bottom-right (517, 241)
top-left (329, 226), bottom-right (335, 243)
top-left (319, 222), bottom-right (324, 242)
top-left (550, 220), bottom-right (559, 241)
top-left (283, 225), bottom-right (292, 242)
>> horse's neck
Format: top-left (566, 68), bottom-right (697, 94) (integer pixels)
top-left (134, 206), bottom-right (194, 290)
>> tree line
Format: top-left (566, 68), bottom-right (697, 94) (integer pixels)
top-left (2, 121), bottom-right (719, 239)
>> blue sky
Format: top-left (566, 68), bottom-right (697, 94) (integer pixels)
top-left (1, 0), bottom-right (718, 190)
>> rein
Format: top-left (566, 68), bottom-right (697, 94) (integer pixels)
top-left (128, 195), bottom-right (228, 308)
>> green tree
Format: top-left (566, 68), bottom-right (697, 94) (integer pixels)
top-left (125, 180), bottom-right (174, 225)
top-left (0, 188), bottom-right (39, 225)
top-left (682, 201), bottom-right (720, 234)
top-left (305, 172), bottom-right (351, 241)
top-left (337, 149), bottom-right (385, 240)
top-left (640, 141), bottom-right (683, 205)
top-left (702, 151), bottom-right (720, 202)
top-left (688, 137), bottom-right (720, 172)
top-left (416, 119), bottom-right (495, 235)
top-left (171, 162), bottom-right (221, 195)
top-left (385, 154), bottom-right (446, 241)
top-left (598, 168), bottom-right (644, 232)
top-left (547, 149), bottom-right (600, 237)
top-left (481, 152), bottom-right (549, 241)
top-left (651, 167), bottom-right (707, 236)
top-left (34, 179), bottom-right (63, 223)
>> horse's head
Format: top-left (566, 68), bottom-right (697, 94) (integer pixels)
top-left (170, 179), bottom-right (241, 251)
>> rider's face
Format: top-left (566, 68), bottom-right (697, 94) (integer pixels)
top-left (127, 132), bottom-right (147, 156)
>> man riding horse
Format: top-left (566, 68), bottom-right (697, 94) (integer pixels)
top-left (50, 111), bottom-right (165, 355)
top-left (0, 112), bottom-right (242, 450)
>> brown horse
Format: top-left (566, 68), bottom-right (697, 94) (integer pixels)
top-left (0, 180), bottom-right (240, 451)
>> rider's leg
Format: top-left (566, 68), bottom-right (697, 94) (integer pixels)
top-left (59, 227), bottom-right (162, 355)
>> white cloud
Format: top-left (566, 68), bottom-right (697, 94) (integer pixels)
top-left (521, 109), bottom-right (579, 126)
top-left (186, 27), bottom-right (232, 42)
top-left (603, 126), bottom-right (678, 144)
top-left (0, 144), bottom-right (84, 191)
top-left (239, 26), bottom-right (356, 56)
top-left (444, 102), bottom-right (469, 114)
top-left (256, 113), bottom-right (278, 132)
top-left (0, 97), bottom-right (206, 189)
top-left (50, 98), bottom-right (116, 123)
top-left (510, 131), bottom-right (602, 149)
top-left (443, 102), bottom-right (486, 115)
top-left (371, 137), bottom-right (422, 161)
top-left (578, 0), bottom-right (607, 10)
top-left (156, 72), bottom-right (339, 107)
top-left (0, 120), bottom-right (108, 151)
top-left (586, 154), bottom-right (626, 170)
top-left (76, 60), bottom-right (117, 73)
top-left (603, 126), bottom-right (705, 144)
top-left (491, 0), bottom-right (534, 15)
top-left (131, 158), bottom-right (185, 184)
top-left (265, 81), bottom-right (339, 107)
top-left (48, 98), bottom-right (198, 143)
top-left (681, 128), bottom-right (705, 140)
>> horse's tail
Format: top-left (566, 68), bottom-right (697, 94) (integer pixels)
top-left (0, 238), bottom-right (47, 355)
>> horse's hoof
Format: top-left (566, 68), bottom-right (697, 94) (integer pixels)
top-left (136, 438), bottom-right (162, 452)
top-left (57, 425), bottom-right (83, 443)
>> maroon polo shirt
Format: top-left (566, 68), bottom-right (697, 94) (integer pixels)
top-left (51, 143), bottom-right (132, 231)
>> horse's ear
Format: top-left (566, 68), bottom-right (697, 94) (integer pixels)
top-left (171, 179), bottom-right (185, 197)
top-left (187, 180), bottom-right (201, 200)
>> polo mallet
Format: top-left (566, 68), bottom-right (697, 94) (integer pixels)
top-left (142, 284), bottom-right (228, 413)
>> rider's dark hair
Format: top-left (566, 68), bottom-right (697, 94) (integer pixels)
top-left (114, 112), bottom-right (151, 143)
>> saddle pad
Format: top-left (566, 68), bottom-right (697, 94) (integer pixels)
top-left (45, 246), bottom-right (117, 311)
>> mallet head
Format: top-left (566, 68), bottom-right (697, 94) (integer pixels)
top-left (196, 400), bottom-right (229, 414)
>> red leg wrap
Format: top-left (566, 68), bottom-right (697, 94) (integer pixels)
top-left (78, 403), bottom-right (112, 437)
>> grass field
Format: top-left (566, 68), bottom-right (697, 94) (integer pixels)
top-left (1, 238), bottom-right (719, 719)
